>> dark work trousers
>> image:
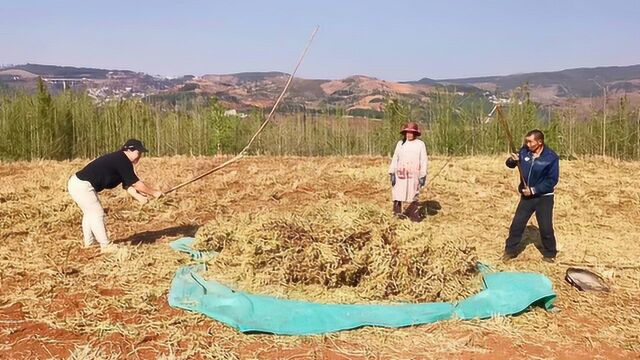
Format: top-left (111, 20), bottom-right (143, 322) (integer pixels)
top-left (505, 195), bottom-right (557, 258)
top-left (393, 201), bottom-right (402, 214)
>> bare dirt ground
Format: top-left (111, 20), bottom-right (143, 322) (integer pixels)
top-left (1, 156), bottom-right (638, 359)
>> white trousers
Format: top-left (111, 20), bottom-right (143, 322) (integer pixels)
top-left (67, 175), bottom-right (109, 247)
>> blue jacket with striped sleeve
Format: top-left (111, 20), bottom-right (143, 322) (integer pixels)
top-left (506, 146), bottom-right (559, 197)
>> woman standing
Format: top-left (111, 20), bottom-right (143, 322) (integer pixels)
top-left (67, 139), bottom-right (163, 252)
top-left (388, 122), bottom-right (428, 217)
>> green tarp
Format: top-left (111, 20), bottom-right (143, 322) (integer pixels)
top-left (168, 237), bottom-right (556, 335)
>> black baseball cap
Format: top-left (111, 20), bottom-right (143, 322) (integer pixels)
top-left (122, 139), bottom-right (148, 153)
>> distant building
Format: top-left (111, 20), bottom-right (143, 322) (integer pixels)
top-left (224, 109), bottom-right (248, 118)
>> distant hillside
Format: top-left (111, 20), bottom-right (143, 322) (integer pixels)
top-left (423, 64), bottom-right (640, 104)
top-left (4, 63), bottom-right (137, 79)
top-left (202, 71), bottom-right (289, 84)
top-left (0, 63), bottom-right (175, 101)
top-left (2, 62), bottom-right (640, 111)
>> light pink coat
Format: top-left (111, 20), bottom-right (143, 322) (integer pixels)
top-left (388, 139), bottom-right (428, 202)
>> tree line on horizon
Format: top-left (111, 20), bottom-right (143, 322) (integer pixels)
top-left (0, 78), bottom-right (639, 161)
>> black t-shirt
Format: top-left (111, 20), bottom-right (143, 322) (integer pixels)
top-left (76, 151), bottom-right (139, 192)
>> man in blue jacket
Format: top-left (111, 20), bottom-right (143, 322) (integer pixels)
top-left (503, 129), bottom-right (559, 263)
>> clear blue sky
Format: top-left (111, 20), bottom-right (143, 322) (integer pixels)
top-left (1, 0), bottom-right (638, 81)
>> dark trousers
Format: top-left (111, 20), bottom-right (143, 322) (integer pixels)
top-left (393, 201), bottom-right (402, 214)
top-left (505, 195), bottom-right (557, 258)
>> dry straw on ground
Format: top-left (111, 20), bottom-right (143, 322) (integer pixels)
top-left (0, 156), bottom-right (639, 359)
top-left (194, 202), bottom-right (479, 303)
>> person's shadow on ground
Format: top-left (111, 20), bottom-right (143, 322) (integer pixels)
top-left (515, 225), bottom-right (545, 256)
top-left (404, 200), bottom-right (442, 222)
top-left (116, 224), bottom-right (199, 245)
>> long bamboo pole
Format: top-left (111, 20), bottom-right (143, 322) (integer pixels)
top-left (416, 105), bottom-right (497, 202)
top-left (165, 26), bottom-right (319, 194)
top-left (496, 105), bottom-right (527, 186)
top-left (558, 260), bottom-right (639, 270)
